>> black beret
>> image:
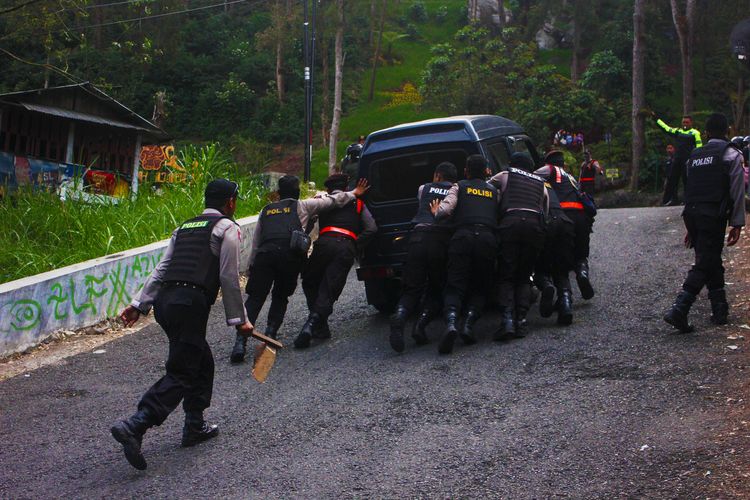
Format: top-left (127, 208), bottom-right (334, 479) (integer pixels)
top-left (205, 178), bottom-right (239, 200)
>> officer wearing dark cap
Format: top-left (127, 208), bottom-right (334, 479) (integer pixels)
top-left (112, 178), bottom-right (252, 470)
top-left (431, 154), bottom-right (500, 354)
top-left (230, 175), bottom-right (370, 361)
top-left (489, 153), bottom-right (549, 339)
top-left (535, 151), bottom-right (595, 301)
top-left (389, 161), bottom-right (457, 352)
top-left (664, 113), bottom-right (746, 333)
top-left (295, 173), bottom-right (378, 348)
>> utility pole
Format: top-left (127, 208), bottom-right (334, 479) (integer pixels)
top-left (307, 0), bottom-right (317, 182)
top-left (303, 0), bottom-right (311, 182)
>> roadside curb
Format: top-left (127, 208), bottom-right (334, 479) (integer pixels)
top-left (0, 214), bottom-right (258, 357)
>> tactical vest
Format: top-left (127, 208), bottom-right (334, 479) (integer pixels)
top-left (503, 167), bottom-right (545, 214)
top-left (162, 213), bottom-right (228, 304)
top-left (319, 197), bottom-right (363, 240)
top-left (579, 161), bottom-right (596, 193)
top-left (412, 181), bottom-right (453, 227)
top-left (545, 183), bottom-right (573, 224)
top-left (258, 199), bottom-right (301, 245)
top-left (550, 166), bottom-right (583, 211)
top-left (685, 140), bottom-right (731, 210)
top-left (454, 178), bottom-right (498, 228)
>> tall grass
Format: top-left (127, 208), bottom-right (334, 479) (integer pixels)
top-left (0, 143), bottom-right (269, 284)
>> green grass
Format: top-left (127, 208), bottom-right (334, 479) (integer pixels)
top-left (310, 0), bottom-right (465, 185)
top-left (0, 144), bottom-right (269, 284)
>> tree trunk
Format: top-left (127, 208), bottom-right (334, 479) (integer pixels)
top-left (631, 0), bottom-right (646, 190)
top-left (93, 0), bottom-right (103, 50)
top-left (321, 33), bottom-right (330, 148)
top-left (369, 0), bottom-right (376, 46)
top-left (497, 0), bottom-right (505, 29)
top-left (571, 16), bottom-right (580, 82)
top-left (733, 76), bottom-right (748, 134)
top-left (328, 0), bottom-right (344, 174)
top-left (669, 0), bottom-right (696, 114)
top-left (368, 0), bottom-right (387, 102)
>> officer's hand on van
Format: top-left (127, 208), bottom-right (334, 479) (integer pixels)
top-left (352, 179), bottom-right (370, 198)
top-left (236, 321), bottom-right (254, 337)
top-left (430, 199), bottom-right (440, 216)
top-left (119, 305), bottom-right (141, 327)
top-left (727, 226), bottom-right (742, 247)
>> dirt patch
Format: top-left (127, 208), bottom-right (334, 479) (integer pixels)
top-left (690, 228), bottom-right (750, 497)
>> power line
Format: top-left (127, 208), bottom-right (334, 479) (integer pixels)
top-left (63, 0), bottom-right (256, 31)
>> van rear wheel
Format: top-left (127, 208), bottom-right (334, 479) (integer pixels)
top-left (365, 278), bottom-right (401, 315)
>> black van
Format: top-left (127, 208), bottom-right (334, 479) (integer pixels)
top-left (355, 114), bottom-right (540, 313)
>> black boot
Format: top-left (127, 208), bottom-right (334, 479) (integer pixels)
top-left (575, 260), bottom-right (595, 300)
top-left (708, 289), bottom-right (729, 325)
top-left (294, 312), bottom-right (320, 349)
top-left (181, 411), bottom-right (219, 448)
top-left (556, 289), bottom-right (573, 326)
top-left (514, 308), bottom-right (529, 338)
top-left (389, 305), bottom-right (409, 353)
top-left (538, 275), bottom-right (555, 318)
top-left (412, 309), bottom-right (435, 346)
top-left (663, 290), bottom-right (696, 333)
top-left (265, 321), bottom-right (280, 340)
top-left (229, 334), bottom-right (247, 363)
top-left (460, 308), bottom-right (480, 345)
top-left (110, 408), bottom-right (154, 470)
top-left (493, 308), bottom-right (515, 341)
top-left (438, 307), bottom-right (458, 354)
top-left (312, 317), bottom-right (331, 340)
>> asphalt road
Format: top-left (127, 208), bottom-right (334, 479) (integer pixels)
top-left (0, 206), bottom-right (746, 498)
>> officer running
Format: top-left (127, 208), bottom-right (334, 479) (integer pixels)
top-left (489, 153), bottom-right (549, 339)
top-left (112, 179), bottom-right (252, 470)
top-left (431, 154), bottom-right (500, 354)
top-left (652, 112), bottom-right (703, 206)
top-left (664, 113), bottom-right (746, 333)
top-left (295, 173), bottom-right (377, 348)
top-left (231, 175), bottom-right (370, 362)
top-left (535, 151), bottom-right (595, 301)
top-left (389, 161), bottom-right (457, 352)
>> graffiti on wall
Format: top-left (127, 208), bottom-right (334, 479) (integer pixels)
top-left (139, 145), bottom-right (187, 184)
top-left (0, 251), bottom-right (163, 335)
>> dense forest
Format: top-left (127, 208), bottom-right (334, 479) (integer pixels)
top-left (1, 0), bottom-right (748, 186)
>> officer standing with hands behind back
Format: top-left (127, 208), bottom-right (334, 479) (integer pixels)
top-left (664, 113), bottom-right (745, 333)
top-left (112, 179), bottom-right (252, 471)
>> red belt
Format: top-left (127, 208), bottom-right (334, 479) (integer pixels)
top-left (579, 177), bottom-right (594, 182)
top-left (320, 226), bottom-right (358, 240)
top-left (560, 201), bottom-right (584, 210)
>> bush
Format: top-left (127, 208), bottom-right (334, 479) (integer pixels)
top-left (407, 2), bottom-right (428, 22)
top-left (435, 5), bottom-right (449, 22)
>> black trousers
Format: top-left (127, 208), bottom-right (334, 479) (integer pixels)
top-left (398, 229), bottom-right (451, 314)
top-left (444, 226), bottom-right (498, 312)
top-left (662, 155), bottom-right (688, 203)
top-left (536, 217), bottom-right (575, 290)
top-left (244, 245), bottom-right (304, 328)
top-left (139, 286), bottom-right (213, 425)
top-left (565, 209), bottom-right (593, 263)
top-left (682, 212), bottom-right (727, 295)
top-left (498, 214), bottom-right (545, 314)
top-left (302, 235), bottom-right (357, 319)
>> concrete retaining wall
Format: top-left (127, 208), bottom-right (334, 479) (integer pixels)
top-left (0, 214), bottom-right (259, 357)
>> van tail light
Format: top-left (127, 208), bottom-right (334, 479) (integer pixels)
top-left (356, 266), bottom-right (396, 281)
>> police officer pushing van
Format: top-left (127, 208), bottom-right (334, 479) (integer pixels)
top-left (535, 151), bottom-right (595, 301)
top-left (231, 175), bottom-right (370, 362)
top-left (431, 154), bottom-right (500, 354)
top-left (489, 153), bottom-right (549, 339)
top-left (112, 179), bottom-right (252, 470)
top-left (389, 161), bottom-right (457, 352)
top-left (664, 113), bottom-right (746, 333)
top-left (295, 173), bottom-right (378, 349)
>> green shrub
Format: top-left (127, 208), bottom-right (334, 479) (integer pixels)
top-left (407, 2), bottom-right (428, 22)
